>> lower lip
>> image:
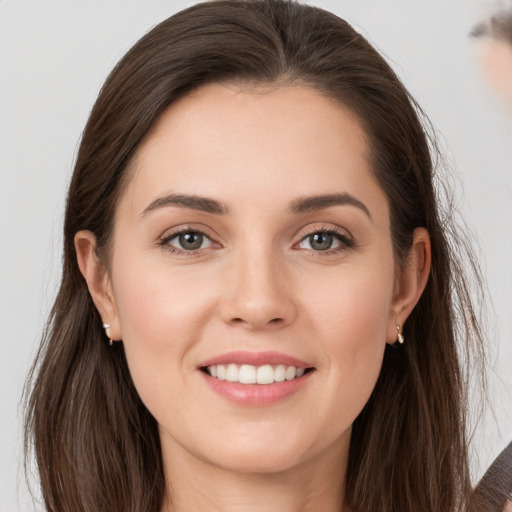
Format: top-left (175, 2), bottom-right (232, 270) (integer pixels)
top-left (200, 370), bottom-right (315, 406)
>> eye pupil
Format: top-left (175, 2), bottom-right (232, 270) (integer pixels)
top-left (179, 232), bottom-right (203, 250)
top-left (310, 232), bottom-right (333, 251)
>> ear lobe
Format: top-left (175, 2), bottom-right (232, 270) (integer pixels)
top-left (387, 227), bottom-right (431, 343)
top-left (74, 230), bottom-right (121, 340)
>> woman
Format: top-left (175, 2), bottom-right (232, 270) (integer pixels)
top-left (472, 7), bottom-right (512, 108)
top-left (471, 8), bottom-right (512, 511)
top-left (24, 1), bottom-right (487, 511)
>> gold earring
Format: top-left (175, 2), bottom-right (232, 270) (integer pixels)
top-left (396, 324), bottom-right (404, 344)
top-left (103, 323), bottom-right (113, 346)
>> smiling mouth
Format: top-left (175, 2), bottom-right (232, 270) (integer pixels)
top-left (201, 364), bottom-right (315, 385)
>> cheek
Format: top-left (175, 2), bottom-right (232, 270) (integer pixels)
top-left (110, 257), bottom-right (218, 402)
top-left (303, 260), bottom-right (394, 426)
top-left (113, 250), bottom-right (217, 336)
top-left (307, 259), bottom-right (394, 350)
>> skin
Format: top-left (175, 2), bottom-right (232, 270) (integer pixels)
top-left (76, 84), bottom-right (430, 512)
top-left (477, 38), bottom-right (512, 109)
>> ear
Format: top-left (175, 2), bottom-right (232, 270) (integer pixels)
top-left (74, 230), bottom-right (122, 341)
top-left (387, 227), bottom-right (431, 343)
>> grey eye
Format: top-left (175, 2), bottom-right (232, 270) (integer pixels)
top-left (169, 231), bottom-right (208, 250)
top-left (298, 231), bottom-right (347, 252)
top-left (308, 232), bottom-right (334, 251)
top-left (179, 232), bottom-right (203, 250)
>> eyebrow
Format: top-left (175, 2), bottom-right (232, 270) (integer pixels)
top-left (140, 192), bottom-right (371, 219)
top-left (287, 193), bottom-right (372, 219)
top-left (140, 193), bottom-right (230, 217)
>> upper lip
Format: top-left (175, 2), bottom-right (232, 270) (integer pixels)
top-left (198, 350), bottom-right (313, 369)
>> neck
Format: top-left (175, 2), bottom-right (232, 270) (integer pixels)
top-left (160, 433), bottom-right (349, 512)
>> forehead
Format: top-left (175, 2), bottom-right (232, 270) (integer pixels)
top-left (118, 83), bottom-right (387, 221)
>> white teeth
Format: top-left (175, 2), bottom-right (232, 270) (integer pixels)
top-left (206, 364), bottom-right (308, 384)
top-left (285, 366), bottom-right (297, 381)
top-left (239, 364), bottom-right (257, 384)
top-left (274, 364), bottom-right (286, 382)
top-left (226, 363), bottom-right (239, 382)
top-left (256, 365), bottom-right (274, 385)
top-left (216, 365), bottom-right (226, 380)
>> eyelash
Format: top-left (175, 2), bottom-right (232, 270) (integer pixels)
top-left (296, 226), bottom-right (355, 255)
top-left (158, 226), bottom-right (216, 256)
top-left (158, 225), bottom-right (355, 256)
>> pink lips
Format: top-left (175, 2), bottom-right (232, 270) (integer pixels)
top-left (198, 350), bottom-right (315, 406)
top-left (198, 350), bottom-right (311, 369)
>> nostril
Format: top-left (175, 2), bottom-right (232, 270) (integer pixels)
top-left (229, 317), bottom-right (284, 326)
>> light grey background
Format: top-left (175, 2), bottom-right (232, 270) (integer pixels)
top-left (1, 0), bottom-right (511, 510)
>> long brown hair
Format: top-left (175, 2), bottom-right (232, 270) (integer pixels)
top-left (24, 1), bottom-right (486, 511)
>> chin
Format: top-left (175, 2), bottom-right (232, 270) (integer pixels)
top-left (190, 424), bottom-right (349, 476)
top-left (206, 445), bottom-right (310, 475)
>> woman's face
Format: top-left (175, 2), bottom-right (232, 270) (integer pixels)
top-left (105, 84), bottom-right (405, 474)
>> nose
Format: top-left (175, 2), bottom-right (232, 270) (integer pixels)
top-left (219, 247), bottom-right (297, 331)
